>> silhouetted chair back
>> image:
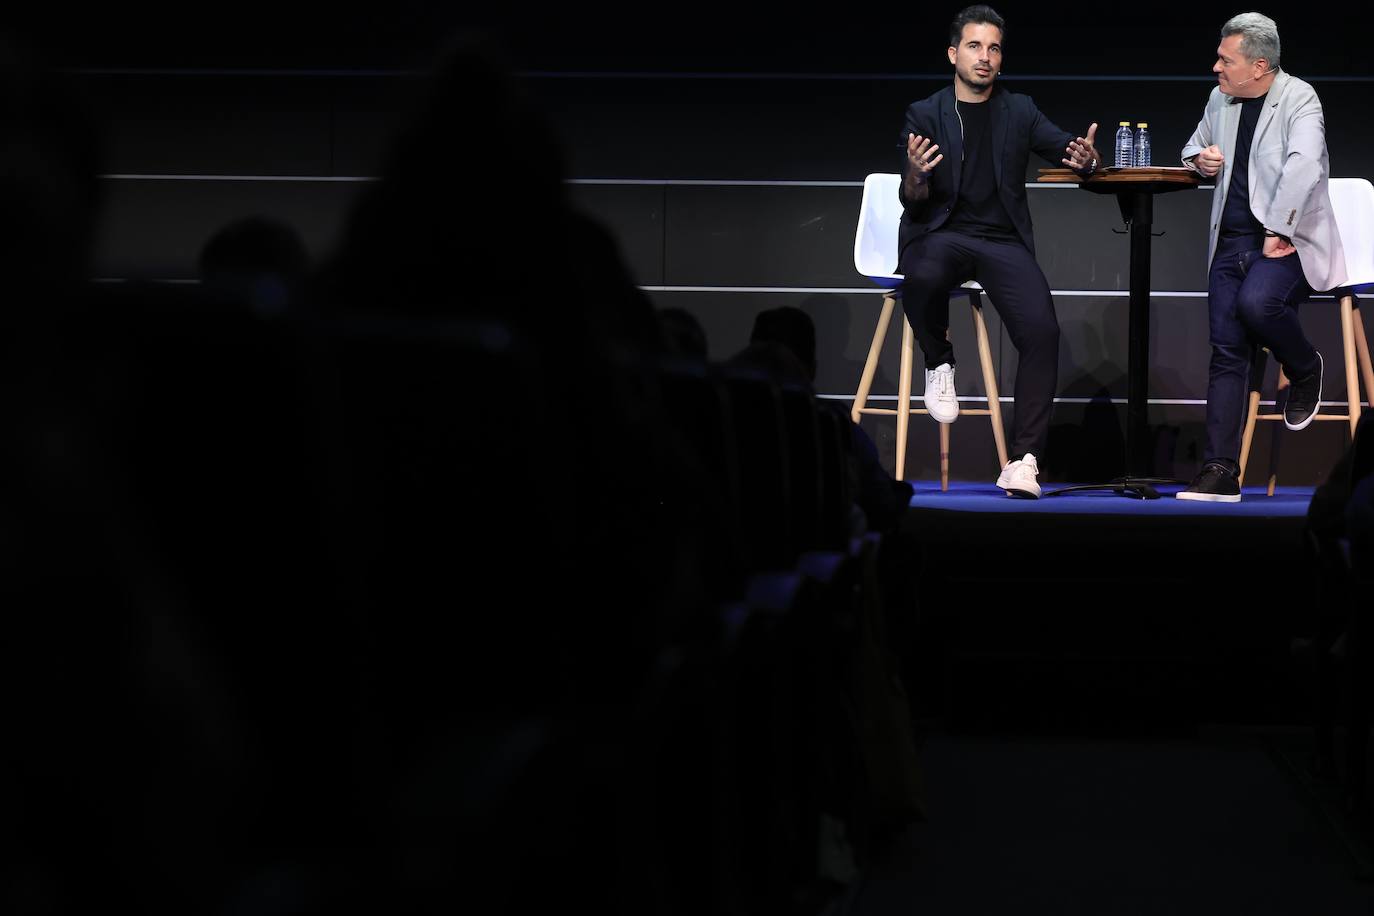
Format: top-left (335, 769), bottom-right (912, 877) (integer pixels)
top-left (721, 366), bottom-right (793, 571)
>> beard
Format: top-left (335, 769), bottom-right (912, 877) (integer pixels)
top-left (960, 66), bottom-right (994, 88)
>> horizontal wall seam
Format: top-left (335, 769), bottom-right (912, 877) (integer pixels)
top-left (68, 68), bottom-right (1374, 83)
top-left (99, 175), bottom-right (1217, 190)
top-left (644, 286), bottom-right (1214, 297)
top-left (825, 394), bottom-right (1370, 407)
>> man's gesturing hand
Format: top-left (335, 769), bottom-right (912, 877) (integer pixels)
top-left (1063, 122), bottom-right (1100, 172)
top-left (1192, 144), bottom-right (1224, 178)
top-left (907, 133), bottom-right (943, 184)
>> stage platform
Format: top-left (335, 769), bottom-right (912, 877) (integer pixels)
top-left (908, 481), bottom-right (1312, 518)
top-left (892, 482), bottom-right (1321, 732)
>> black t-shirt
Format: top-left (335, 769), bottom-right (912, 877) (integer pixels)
top-left (1220, 93), bottom-right (1269, 242)
top-left (943, 98), bottom-right (1018, 241)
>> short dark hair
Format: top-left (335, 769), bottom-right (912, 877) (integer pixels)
top-left (949, 5), bottom-right (1005, 48)
top-left (658, 307), bottom-right (709, 360)
top-left (749, 306), bottom-right (816, 382)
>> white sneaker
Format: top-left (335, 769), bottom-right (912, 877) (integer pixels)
top-left (996, 453), bottom-right (1041, 499)
top-left (924, 362), bottom-right (959, 423)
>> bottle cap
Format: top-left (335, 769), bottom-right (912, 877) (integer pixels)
top-left (1119, 121), bottom-right (1130, 126)
top-left (1137, 122), bottom-right (1148, 128)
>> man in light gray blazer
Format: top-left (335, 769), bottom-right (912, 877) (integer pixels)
top-left (1177, 12), bottom-right (1346, 503)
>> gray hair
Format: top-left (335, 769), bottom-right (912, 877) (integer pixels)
top-left (1222, 12), bottom-right (1281, 72)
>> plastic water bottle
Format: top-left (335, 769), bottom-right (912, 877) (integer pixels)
top-left (1115, 121), bottom-right (1133, 168)
top-left (1133, 122), bottom-right (1151, 167)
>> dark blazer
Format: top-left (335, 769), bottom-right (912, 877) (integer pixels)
top-left (898, 85), bottom-right (1077, 258)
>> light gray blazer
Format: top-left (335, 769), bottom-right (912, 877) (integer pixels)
top-left (1181, 70), bottom-right (1346, 292)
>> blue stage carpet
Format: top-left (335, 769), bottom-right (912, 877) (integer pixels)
top-left (907, 480), bottom-right (1314, 518)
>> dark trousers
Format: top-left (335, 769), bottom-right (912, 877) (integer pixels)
top-left (897, 230), bottom-right (1059, 460)
top-left (1205, 235), bottom-right (1319, 465)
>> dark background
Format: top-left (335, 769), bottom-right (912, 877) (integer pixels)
top-left (8, 3), bottom-right (1372, 483)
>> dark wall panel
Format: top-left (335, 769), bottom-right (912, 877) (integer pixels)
top-left (330, 77), bottom-right (421, 176)
top-left (533, 76), bottom-right (945, 180)
top-left (75, 72), bottom-right (1374, 184)
top-left (94, 179), bottom-right (364, 278)
top-left (662, 186), bottom-right (860, 288)
top-left (565, 184), bottom-right (666, 287)
top-left (87, 75), bottom-right (335, 175)
top-left (94, 174), bottom-right (1224, 295)
top-left (584, 184), bottom-right (1214, 292)
top-left (851, 396), bottom-right (1354, 486)
top-left (1029, 189), bottom-right (1213, 291)
top-left (1000, 294), bottom-right (1373, 406)
top-left (27, 11), bottom-right (1374, 76)
top-left (528, 76), bottom-right (1374, 183)
top-left (998, 295), bottom-right (1214, 403)
top-left (93, 178), bottom-right (664, 285)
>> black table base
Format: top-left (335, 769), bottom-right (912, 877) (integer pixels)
top-left (1045, 476), bottom-right (1189, 500)
top-left (1043, 176), bottom-right (1196, 499)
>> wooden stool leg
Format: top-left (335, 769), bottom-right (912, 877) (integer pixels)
top-left (1239, 390), bottom-right (1261, 485)
top-left (1346, 293), bottom-right (1368, 436)
top-left (1352, 301), bottom-right (1374, 412)
top-left (970, 294), bottom-right (1009, 469)
top-left (939, 423), bottom-right (950, 492)
top-left (852, 293), bottom-right (898, 424)
top-left (1268, 368), bottom-right (1289, 496)
top-left (1342, 294), bottom-right (1363, 437)
top-left (897, 317), bottom-right (915, 481)
top-left (1239, 347), bottom-right (1268, 485)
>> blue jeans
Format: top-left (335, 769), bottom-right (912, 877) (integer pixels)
top-left (1205, 235), bottom-right (1319, 465)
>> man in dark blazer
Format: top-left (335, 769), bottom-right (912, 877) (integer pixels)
top-left (899, 4), bottom-right (1099, 498)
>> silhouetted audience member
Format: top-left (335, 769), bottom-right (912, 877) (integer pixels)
top-left (305, 33), bottom-right (715, 912)
top-left (0, 36), bottom-right (385, 916)
top-left (740, 306), bottom-right (914, 534)
top-left (1307, 413), bottom-right (1374, 547)
top-left (1350, 475), bottom-right (1374, 581)
top-left (310, 30), bottom-right (699, 676)
top-left (307, 39), bottom-right (695, 720)
top-left (725, 338), bottom-right (815, 389)
top-left (0, 45), bottom-right (101, 304)
top-left (198, 215), bottom-right (309, 317)
top-left (1304, 412), bottom-right (1374, 657)
top-left (657, 306), bottom-right (709, 361)
top-left (312, 33), bottom-right (661, 357)
top-left (0, 37), bottom-right (271, 916)
top-left (750, 305), bottom-right (816, 380)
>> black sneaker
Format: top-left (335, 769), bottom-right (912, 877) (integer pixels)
top-left (1176, 460), bottom-right (1241, 503)
top-left (1285, 352), bottom-right (1323, 431)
